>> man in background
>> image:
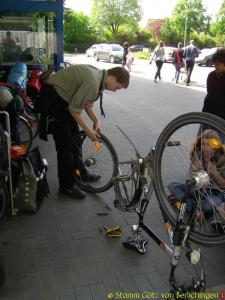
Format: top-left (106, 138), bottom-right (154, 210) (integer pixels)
top-left (183, 40), bottom-right (199, 86)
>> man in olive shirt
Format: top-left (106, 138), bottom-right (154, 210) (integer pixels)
top-left (38, 64), bottom-right (130, 198)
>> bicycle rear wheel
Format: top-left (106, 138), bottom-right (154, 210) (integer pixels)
top-left (12, 116), bottom-right (33, 152)
top-left (154, 112), bottom-right (225, 246)
top-left (23, 106), bottom-right (39, 139)
top-left (74, 131), bottom-right (118, 193)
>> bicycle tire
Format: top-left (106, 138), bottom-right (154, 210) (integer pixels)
top-left (23, 108), bottom-right (39, 139)
top-left (0, 177), bottom-right (8, 221)
top-left (74, 131), bottom-right (118, 193)
top-left (12, 116), bottom-right (33, 152)
top-left (154, 112), bottom-right (225, 246)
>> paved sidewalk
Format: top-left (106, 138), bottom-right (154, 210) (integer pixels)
top-left (0, 66), bottom-right (224, 300)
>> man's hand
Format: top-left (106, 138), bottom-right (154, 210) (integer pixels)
top-left (86, 128), bottom-right (100, 142)
top-left (93, 121), bottom-right (101, 132)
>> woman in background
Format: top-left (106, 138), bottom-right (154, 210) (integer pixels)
top-left (172, 42), bottom-right (184, 84)
top-left (150, 40), bottom-right (165, 82)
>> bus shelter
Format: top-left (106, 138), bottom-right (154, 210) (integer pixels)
top-left (0, 0), bottom-right (63, 70)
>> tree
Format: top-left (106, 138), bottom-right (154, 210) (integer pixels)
top-left (159, 18), bottom-right (180, 45)
top-left (169, 0), bottom-right (210, 45)
top-left (90, 0), bottom-right (142, 42)
top-left (64, 10), bottom-right (97, 52)
top-left (210, 1), bottom-right (225, 45)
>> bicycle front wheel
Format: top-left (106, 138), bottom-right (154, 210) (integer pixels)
top-left (154, 112), bottom-right (225, 246)
top-left (74, 131), bottom-right (118, 193)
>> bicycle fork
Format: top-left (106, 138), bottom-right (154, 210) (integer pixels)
top-left (169, 180), bottom-right (206, 294)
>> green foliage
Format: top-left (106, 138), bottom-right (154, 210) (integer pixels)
top-left (172, 0), bottom-right (210, 41)
top-left (64, 10), bottom-right (98, 52)
top-left (160, 0), bottom-right (211, 46)
top-left (159, 18), bottom-right (180, 46)
top-left (210, 1), bottom-right (225, 45)
top-left (90, 0), bottom-right (142, 41)
top-left (133, 51), bottom-right (150, 60)
top-left (190, 32), bottom-right (217, 48)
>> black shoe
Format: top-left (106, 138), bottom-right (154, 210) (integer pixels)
top-left (59, 185), bottom-right (86, 199)
top-left (82, 172), bottom-right (101, 182)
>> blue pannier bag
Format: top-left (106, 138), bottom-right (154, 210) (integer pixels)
top-left (7, 63), bottom-right (27, 90)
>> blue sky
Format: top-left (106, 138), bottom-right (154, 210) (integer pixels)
top-left (65, 0), bottom-right (223, 27)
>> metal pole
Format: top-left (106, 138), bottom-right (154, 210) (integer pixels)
top-left (184, 3), bottom-right (188, 47)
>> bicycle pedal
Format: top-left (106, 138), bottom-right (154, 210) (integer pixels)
top-left (123, 236), bottom-right (148, 255)
top-left (105, 226), bottom-right (122, 237)
top-left (117, 175), bottom-right (130, 182)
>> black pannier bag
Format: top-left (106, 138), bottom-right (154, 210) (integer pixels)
top-left (12, 147), bottom-right (49, 213)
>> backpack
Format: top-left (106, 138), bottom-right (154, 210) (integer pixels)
top-left (12, 147), bottom-right (49, 213)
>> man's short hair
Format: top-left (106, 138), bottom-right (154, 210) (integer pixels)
top-left (212, 48), bottom-right (225, 65)
top-left (107, 67), bottom-right (130, 88)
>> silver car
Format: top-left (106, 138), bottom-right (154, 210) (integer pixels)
top-left (195, 48), bottom-right (217, 67)
top-left (93, 44), bottom-right (123, 63)
top-left (85, 44), bottom-right (100, 57)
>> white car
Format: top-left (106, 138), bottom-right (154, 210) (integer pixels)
top-left (164, 46), bottom-right (176, 63)
top-left (85, 44), bottom-right (100, 57)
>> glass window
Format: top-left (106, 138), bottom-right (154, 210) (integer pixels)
top-left (0, 12), bottom-right (56, 67)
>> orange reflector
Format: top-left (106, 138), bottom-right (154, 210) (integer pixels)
top-left (11, 144), bottom-right (26, 159)
top-left (208, 138), bottom-right (221, 149)
top-left (165, 223), bottom-right (171, 230)
top-left (175, 202), bottom-right (181, 209)
top-left (93, 142), bottom-right (100, 152)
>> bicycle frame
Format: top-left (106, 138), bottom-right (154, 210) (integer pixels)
top-left (115, 126), bottom-right (206, 294)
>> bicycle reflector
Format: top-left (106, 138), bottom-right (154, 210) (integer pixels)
top-left (93, 142), bottom-right (100, 152)
top-left (11, 144), bottom-right (26, 160)
top-left (208, 138), bottom-right (221, 149)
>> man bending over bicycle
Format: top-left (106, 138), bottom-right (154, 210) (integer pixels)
top-left (38, 64), bottom-right (130, 199)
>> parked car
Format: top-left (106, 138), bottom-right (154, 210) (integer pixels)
top-left (164, 46), bottom-right (176, 63)
top-left (93, 44), bottom-right (123, 63)
top-left (130, 45), bottom-right (145, 52)
top-left (195, 47), bottom-right (217, 67)
top-left (85, 44), bottom-right (100, 57)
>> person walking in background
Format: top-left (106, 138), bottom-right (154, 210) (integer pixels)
top-left (202, 48), bottom-right (225, 122)
top-left (183, 40), bottom-right (199, 86)
top-left (172, 42), bottom-right (184, 84)
top-left (150, 40), bottom-right (165, 82)
top-left (126, 47), bottom-right (134, 72)
top-left (122, 41), bottom-right (129, 68)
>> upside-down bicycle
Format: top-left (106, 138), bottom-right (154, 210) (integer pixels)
top-left (71, 112), bottom-right (225, 296)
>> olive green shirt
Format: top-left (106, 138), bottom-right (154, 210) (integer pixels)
top-left (47, 64), bottom-right (106, 113)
